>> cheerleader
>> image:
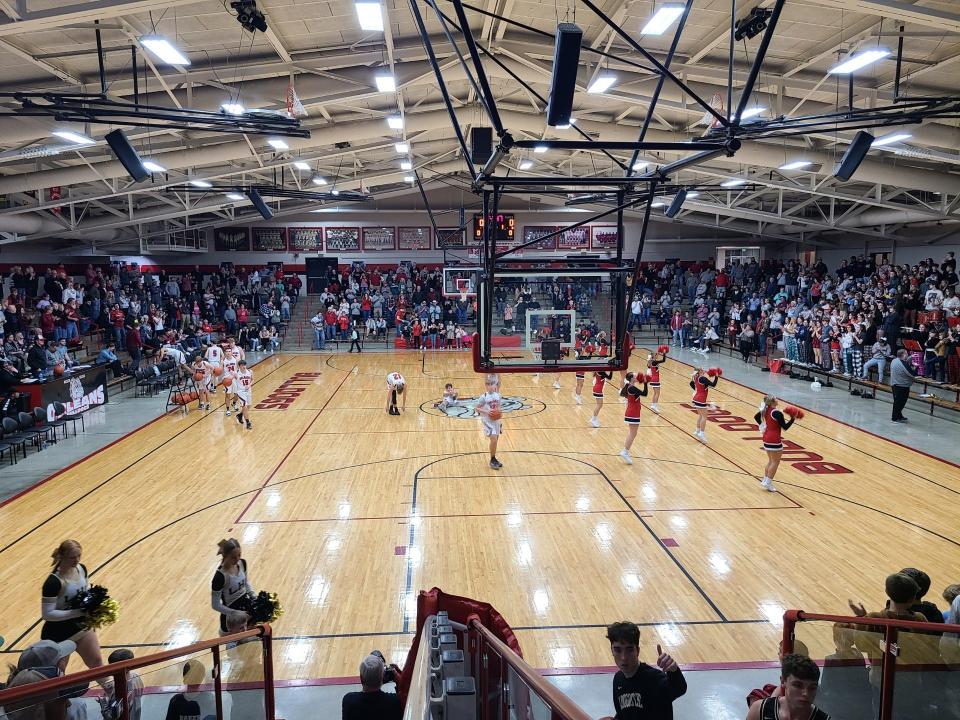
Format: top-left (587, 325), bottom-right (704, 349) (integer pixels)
top-left (40, 539), bottom-right (104, 670)
top-left (191, 355), bottom-right (213, 411)
top-left (573, 371), bottom-right (585, 405)
top-left (211, 538), bottom-right (255, 635)
top-left (646, 347), bottom-right (667, 414)
top-left (589, 370), bottom-right (613, 428)
top-left (690, 367), bottom-right (720, 443)
top-left (618, 372), bottom-right (649, 464)
top-left (753, 395), bottom-right (799, 492)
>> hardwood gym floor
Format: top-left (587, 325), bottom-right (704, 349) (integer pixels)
top-left (1, 350), bottom-right (957, 682)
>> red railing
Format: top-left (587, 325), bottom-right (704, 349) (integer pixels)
top-left (783, 610), bottom-right (960, 720)
top-left (0, 625), bottom-right (275, 720)
top-left (468, 618), bottom-right (591, 720)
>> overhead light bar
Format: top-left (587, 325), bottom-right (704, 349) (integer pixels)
top-left (267, 138), bottom-right (289, 150)
top-left (587, 75), bottom-right (616, 94)
top-left (52, 130), bottom-right (95, 146)
top-left (312, 176), bottom-right (327, 185)
top-left (355, 2), bottom-right (384, 31)
top-left (140, 35), bottom-right (191, 66)
top-left (189, 179), bottom-right (212, 188)
top-left (829, 48), bottom-right (889, 75)
top-left (686, 191), bottom-right (700, 198)
top-left (519, 160), bottom-right (533, 170)
top-left (387, 115), bottom-right (404, 129)
top-left (332, 189), bottom-right (340, 195)
top-left (556, 117), bottom-right (577, 129)
top-left (533, 145), bottom-right (548, 153)
top-left (738, 106), bottom-right (765, 120)
top-left (721, 178), bottom-right (746, 187)
top-left (632, 161), bottom-right (648, 171)
top-left (778, 160), bottom-right (812, 170)
top-left (226, 193), bottom-right (245, 200)
top-left (640, 4), bottom-right (684, 35)
top-left (403, 176), bottom-right (415, 182)
top-left (220, 102), bottom-right (245, 115)
top-left (400, 160), bottom-right (412, 170)
top-left (872, 132), bottom-right (911, 147)
top-left (293, 161), bottom-right (311, 170)
top-left (651, 201), bottom-right (666, 208)
top-left (375, 74), bottom-right (396, 92)
top-left (395, 142), bottom-right (409, 152)
top-left (142, 160), bottom-right (166, 173)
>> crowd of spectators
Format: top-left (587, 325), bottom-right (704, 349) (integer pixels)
top-left (628, 251), bottom-right (960, 386)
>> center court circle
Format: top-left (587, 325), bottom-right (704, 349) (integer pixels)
top-left (420, 395), bottom-right (545, 419)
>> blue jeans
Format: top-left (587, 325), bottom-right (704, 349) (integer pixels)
top-left (861, 357), bottom-right (886, 379)
top-left (325, 324), bottom-right (335, 340)
top-left (314, 328), bottom-right (325, 350)
top-left (281, 307), bottom-right (290, 320)
top-left (672, 328), bottom-right (682, 345)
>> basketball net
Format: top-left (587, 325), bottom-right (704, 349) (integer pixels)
top-left (286, 81), bottom-right (307, 118)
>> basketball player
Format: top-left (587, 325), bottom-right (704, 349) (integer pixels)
top-left (573, 371), bottom-right (585, 405)
top-left (646, 350), bottom-right (665, 414)
top-left (386, 371), bottom-right (406, 415)
top-left (618, 372), bottom-right (649, 464)
top-left (589, 370), bottom-right (613, 428)
top-left (754, 395), bottom-right (798, 492)
top-left (210, 538), bottom-right (255, 635)
top-left (690, 367), bottom-right (720, 443)
top-left (533, 372), bottom-right (562, 390)
top-left (475, 373), bottom-right (503, 469)
top-left (433, 383), bottom-right (459, 413)
top-left (191, 355), bottom-right (213, 410)
top-left (234, 359), bottom-right (253, 430)
top-left (205, 342), bottom-right (224, 393)
top-left (222, 341), bottom-right (241, 417)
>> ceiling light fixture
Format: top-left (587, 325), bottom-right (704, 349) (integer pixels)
top-left (587, 75), bottom-right (616, 94)
top-left (267, 138), bottom-right (289, 150)
top-left (721, 178), bottom-right (746, 187)
top-left (632, 161), bottom-right (648, 171)
top-left (375, 74), bottom-right (396, 92)
top-left (641, 4), bottom-right (684, 35)
top-left (387, 115), bottom-right (404, 129)
top-left (331, 189), bottom-right (340, 195)
top-left (686, 191), bottom-right (700, 198)
top-left (52, 130), bottom-right (95, 146)
top-left (142, 160), bottom-right (166, 173)
top-left (395, 142), bottom-right (409, 152)
top-left (355, 1), bottom-right (384, 31)
top-left (403, 175), bottom-right (415, 182)
top-left (829, 48), bottom-right (889, 75)
top-left (519, 160), bottom-right (533, 169)
top-left (778, 160), bottom-right (812, 170)
top-left (140, 36), bottom-right (191, 66)
top-left (189, 179), bottom-right (212, 188)
top-left (220, 102), bottom-right (245, 115)
top-left (533, 145), bottom-right (548, 153)
top-left (556, 117), bottom-right (576, 129)
top-left (872, 132), bottom-right (912, 147)
top-left (226, 193), bottom-right (245, 200)
top-left (312, 176), bottom-right (327, 185)
top-left (293, 161), bottom-right (311, 170)
top-left (738, 106), bottom-right (765, 120)
top-left (400, 160), bottom-right (412, 170)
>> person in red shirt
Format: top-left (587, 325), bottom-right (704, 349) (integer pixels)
top-left (412, 320), bottom-right (423, 350)
top-left (237, 304), bottom-right (249, 326)
top-left (753, 395), bottom-right (798, 492)
top-left (337, 313), bottom-right (350, 341)
top-left (618, 372), bottom-right (649, 464)
top-left (110, 304), bottom-right (126, 346)
top-left (324, 308), bottom-right (337, 341)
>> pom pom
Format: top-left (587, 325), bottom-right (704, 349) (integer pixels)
top-left (706, 368), bottom-right (719, 377)
top-left (249, 591), bottom-right (284, 624)
top-left (785, 405), bottom-right (805, 420)
top-left (657, 345), bottom-right (669, 355)
top-left (68, 585), bottom-right (120, 631)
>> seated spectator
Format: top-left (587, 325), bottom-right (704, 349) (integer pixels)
top-left (96, 342), bottom-right (131, 379)
top-left (745, 654), bottom-right (832, 720)
top-left (899, 567), bottom-right (943, 623)
top-left (341, 653), bottom-right (402, 720)
top-left (860, 334), bottom-right (892, 380)
top-left (600, 621), bottom-right (686, 720)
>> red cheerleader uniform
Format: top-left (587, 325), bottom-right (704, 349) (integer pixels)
top-left (647, 360), bottom-right (661, 388)
top-left (690, 374), bottom-right (717, 408)
top-left (623, 382), bottom-right (647, 424)
top-left (753, 406), bottom-right (794, 451)
top-left (592, 371), bottom-right (611, 399)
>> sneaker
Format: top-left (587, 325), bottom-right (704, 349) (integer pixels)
top-left (245, 420), bottom-right (252, 430)
top-left (574, 394), bottom-right (582, 405)
top-left (237, 413), bottom-right (244, 425)
top-left (761, 477), bottom-right (777, 492)
top-left (225, 409), bottom-right (232, 417)
top-left (619, 449), bottom-right (633, 465)
top-left (650, 403), bottom-right (660, 414)
top-left (590, 416), bottom-right (600, 428)
top-left (552, 381), bottom-right (561, 389)
top-left (695, 431), bottom-right (707, 443)
top-left (489, 458), bottom-right (503, 470)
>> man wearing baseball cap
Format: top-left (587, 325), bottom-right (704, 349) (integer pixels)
top-left (17, 639), bottom-right (77, 674)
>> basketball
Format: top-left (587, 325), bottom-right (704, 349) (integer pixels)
top-left (173, 392), bottom-right (188, 405)
top-left (488, 408), bottom-right (502, 421)
top-left (213, 366), bottom-right (223, 377)
top-left (221, 376), bottom-right (233, 387)
top-left (189, 391), bottom-right (199, 402)
top-left (53, 364), bottom-right (64, 377)
top-left (193, 371), bottom-right (205, 382)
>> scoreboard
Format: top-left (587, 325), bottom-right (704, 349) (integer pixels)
top-left (472, 213), bottom-right (515, 243)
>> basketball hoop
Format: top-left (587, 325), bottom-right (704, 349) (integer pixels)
top-left (286, 81), bottom-right (307, 118)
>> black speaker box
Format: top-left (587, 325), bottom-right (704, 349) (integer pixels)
top-left (541, 338), bottom-right (562, 361)
top-left (471, 127), bottom-right (493, 164)
top-left (246, 188), bottom-right (274, 220)
top-left (834, 130), bottom-right (873, 181)
top-left (105, 129), bottom-right (149, 182)
top-left (546, 23), bottom-right (582, 127)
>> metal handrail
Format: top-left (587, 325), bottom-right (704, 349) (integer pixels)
top-left (469, 619), bottom-right (592, 720)
top-left (0, 624), bottom-right (274, 720)
top-left (783, 609), bottom-right (960, 635)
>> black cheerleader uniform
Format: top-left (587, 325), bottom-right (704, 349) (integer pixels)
top-left (41, 564), bottom-right (91, 642)
top-left (211, 559), bottom-right (254, 632)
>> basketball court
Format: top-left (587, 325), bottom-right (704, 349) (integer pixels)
top-left (2, 348), bottom-right (956, 683)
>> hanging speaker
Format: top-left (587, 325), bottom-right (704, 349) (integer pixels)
top-left (546, 23), bottom-right (582, 127)
top-left (246, 188), bottom-right (273, 220)
top-left (665, 188), bottom-right (688, 218)
top-left (105, 129), bottom-right (149, 182)
top-left (471, 127), bottom-right (493, 165)
top-left (834, 130), bottom-right (874, 181)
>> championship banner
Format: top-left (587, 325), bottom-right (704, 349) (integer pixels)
top-left (252, 227), bottom-right (288, 251)
top-left (324, 227), bottom-right (360, 251)
top-left (591, 225), bottom-right (619, 249)
top-left (288, 227), bottom-right (324, 252)
top-left (214, 227), bottom-right (250, 251)
top-left (362, 226), bottom-right (396, 251)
